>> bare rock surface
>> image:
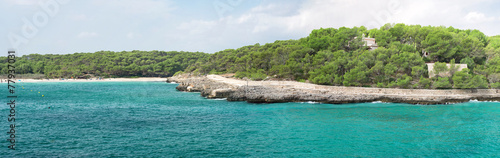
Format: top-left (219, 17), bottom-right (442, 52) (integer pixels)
top-left (167, 75), bottom-right (500, 105)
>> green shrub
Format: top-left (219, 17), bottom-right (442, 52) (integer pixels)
top-left (492, 82), bottom-right (500, 89)
top-left (396, 75), bottom-right (412, 89)
top-left (418, 76), bottom-right (431, 89)
top-left (434, 77), bottom-right (452, 89)
top-left (173, 71), bottom-right (184, 76)
top-left (377, 82), bottom-right (385, 88)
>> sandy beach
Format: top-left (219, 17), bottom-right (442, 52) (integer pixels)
top-left (1, 77), bottom-right (168, 83)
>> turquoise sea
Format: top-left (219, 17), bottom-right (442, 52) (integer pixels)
top-left (1, 82), bottom-right (499, 157)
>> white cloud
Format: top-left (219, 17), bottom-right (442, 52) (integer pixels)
top-left (237, 14), bottom-right (252, 24)
top-left (177, 20), bottom-right (217, 35)
top-left (3, 0), bottom-right (500, 55)
top-left (77, 32), bottom-right (99, 38)
top-left (222, 0), bottom-right (499, 36)
top-left (223, 0), bottom-right (381, 34)
top-left (464, 12), bottom-right (496, 23)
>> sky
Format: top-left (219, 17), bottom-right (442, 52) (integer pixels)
top-left (1, 0), bottom-right (500, 56)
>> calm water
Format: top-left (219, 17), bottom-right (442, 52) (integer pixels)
top-left (1, 82), bottom-right (499, 157)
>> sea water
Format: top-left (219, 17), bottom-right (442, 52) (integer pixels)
top-left (1, 82), bottom-right (499, 157)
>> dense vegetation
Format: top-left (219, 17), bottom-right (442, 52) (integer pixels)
top-left (1, 23), bottom-right (499, 89)
top-left (0, 51), bottom-right (208, 78)
top-left (188, 24), bottom-right (500, 89)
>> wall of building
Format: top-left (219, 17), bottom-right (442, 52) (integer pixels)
top-left (426, 63), bottom-right (468, 78)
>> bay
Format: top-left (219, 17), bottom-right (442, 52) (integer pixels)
top-left (1, 82), bottom-right (499, 157)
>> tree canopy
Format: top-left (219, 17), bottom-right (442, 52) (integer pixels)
top-left (0, 50), bottom-right (209, 78)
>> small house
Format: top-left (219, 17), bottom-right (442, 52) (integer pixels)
top-left (361, 37), bottom-right (378, 50)
top-left (352, 37), bottom-right (379, 51)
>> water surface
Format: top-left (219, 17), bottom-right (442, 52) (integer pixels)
top-left (1, 82), bottom-right (499, 157)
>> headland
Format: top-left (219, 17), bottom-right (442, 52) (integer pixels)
top-left (168, 74), bottom-right (500, 105)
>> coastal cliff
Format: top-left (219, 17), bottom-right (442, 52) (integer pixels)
top-left (167, 75), bottom-right (500, 105)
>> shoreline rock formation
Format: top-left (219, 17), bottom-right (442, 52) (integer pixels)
top-left (167, 75), bottom-right (500, 105)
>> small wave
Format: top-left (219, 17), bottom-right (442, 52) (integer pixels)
top-left (299, 101), bottom-right (321, 104)
top-left (371, 101), bottom-right (393, 104)
top-left (169, 82), bottom-right (177, 84)
top-left (469, 99), bottom-right (499, 103)
top-left (469, 99), bottom-right (479, 102)
top-left (212, 98), bottom-right (227, 100)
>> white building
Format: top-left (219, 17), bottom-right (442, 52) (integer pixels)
top-left (352, 37), bottom-right (378, 51)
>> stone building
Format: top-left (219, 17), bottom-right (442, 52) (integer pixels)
top-left (350, 37), bottom-right (379, 51)
top-left (426, 63), bottom-right (468, 78)
top-left (362, 38), bottom-right (378, 50)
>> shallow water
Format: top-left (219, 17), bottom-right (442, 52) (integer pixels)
top-left (1, 82), bottom-right (499, 157)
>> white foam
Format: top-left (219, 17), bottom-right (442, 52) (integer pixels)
top-left (469, 99), bottom-right (479, 102)
top-left (212, 98), bottom-right (227, 100)
top-left (299, 101), bottom-right (321, 104)
top-left (468, 99), bottom-right (499, 103)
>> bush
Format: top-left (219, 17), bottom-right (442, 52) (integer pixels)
top-left (492, 82), bottom-right (500, 89)
top-left (433, 77), bottom-right (452, 89)
top-left (251, 69), bottom-right (268, 80)
top-left (467, 75), bottom-right (489, 89)
top-left (388, 81), bottom-right (397, 88)
top-left (235, 71), bottom-right (249, 79)
top-left (452, 68), bottom-right (471, 89)
top-left (173, 71), bottom-right (184, 76)
top-left (235, 69), bottom-right (268, 80)
top-left (396, 75), bottom-right (412, 89)
top-left (418, 76), bottom-right (431, 89)
top-left (377, 82), bottom-right (385, 88)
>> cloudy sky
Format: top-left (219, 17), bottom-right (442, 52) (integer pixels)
top-left (1, 0), bottom-right (500, 56)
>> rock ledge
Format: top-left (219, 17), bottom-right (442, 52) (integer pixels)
top-left (167, 75), bottom-right (500, 105)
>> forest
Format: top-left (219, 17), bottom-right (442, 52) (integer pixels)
top-left (0, 50), bottom-right (208, 78)
top-left (1, 23), bottom-right (500, 89)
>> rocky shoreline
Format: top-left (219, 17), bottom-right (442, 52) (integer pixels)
top-left (167, 75), bottom-right (500, 105)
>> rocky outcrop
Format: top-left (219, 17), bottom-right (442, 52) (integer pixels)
top-left (168, 75), bottom-right (500, 105)
top-left (169, 75), bottom-right (238, 99)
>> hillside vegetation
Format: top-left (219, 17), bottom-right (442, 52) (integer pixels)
top-left (0, 51), bottom-right (208, 78)
top-left (188, 24), bottom-right (500, 89)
